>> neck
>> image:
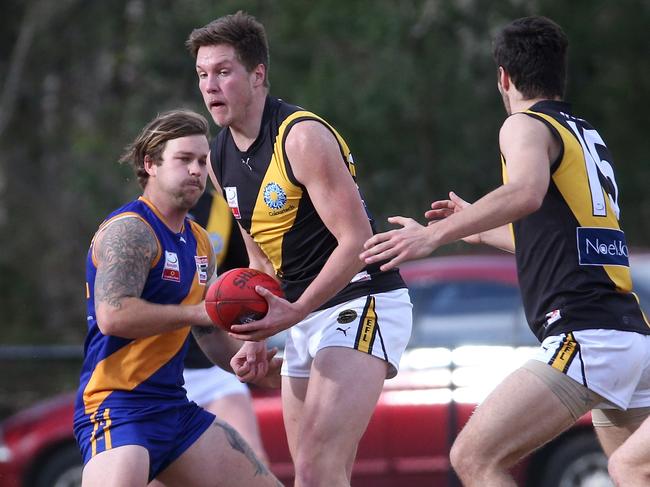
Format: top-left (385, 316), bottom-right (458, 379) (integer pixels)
top-left (230, 91), bottom-right (268, 152)
top-left (509, 95), bottom-right (561, 114)
top-left (141, 192), bottom-right (187, 233)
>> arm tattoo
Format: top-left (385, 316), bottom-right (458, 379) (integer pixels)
top-left (94, 217), bottom-right (158, 309)
top-left (214, 420), bottom-right (280, 483)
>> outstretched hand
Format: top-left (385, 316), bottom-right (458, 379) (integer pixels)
top-left (359, 215), bottom-right (438, 271)
top-left (425, 192), bottom-right (481, 245)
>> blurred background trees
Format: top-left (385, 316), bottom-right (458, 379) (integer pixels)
top-left (1, 0), bottom-right (648, 344)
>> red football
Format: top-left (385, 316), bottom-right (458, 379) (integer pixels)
top-left (204, 268), bottom-right (284, 331)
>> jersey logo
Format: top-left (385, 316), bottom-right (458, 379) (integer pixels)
top-left (577, 227), bottom-right (629, 267)
top-left (195, 255), bottom-right (208, 285)
top-left (263, 182), bottom-right (287, 210)
top-left (224, 187), bottom-right (241, 220)
top-left (162, 251), bottom-right (181, 282)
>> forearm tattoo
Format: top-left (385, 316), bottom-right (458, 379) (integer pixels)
top-left (94, 217), bottom-right (158, 309)
top-left (215, 420), bottom-right (281, 484)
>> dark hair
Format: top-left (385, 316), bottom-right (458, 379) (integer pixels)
top-left (119, 110), bottom-right (209, 189)
top-left (493, 16), bottom-right (568, 99)
top-left (186, 11), bottom-right (270, 87)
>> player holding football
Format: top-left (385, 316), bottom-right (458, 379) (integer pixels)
top-left (73, 109), bottom-right (282, 487)
top-left (187, 12), bottom-right (412, 487)
top-left (360, 16), bottom-right (650, 486)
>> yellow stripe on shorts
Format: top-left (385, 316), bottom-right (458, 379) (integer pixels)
top-left (550, 332), bottom-right (578, 373)
top-left (354, 296), bottom-right (377, 354)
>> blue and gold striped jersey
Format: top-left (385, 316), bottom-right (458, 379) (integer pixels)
top-left (74, 197), bottom-right (212, 420)
top-left (503, 100), bottom-right (648, 340)
top-left (210, 96), bottom-right (405, 308)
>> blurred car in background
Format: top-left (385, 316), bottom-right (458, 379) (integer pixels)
top-left (2, 253), bottom-right (649, 487)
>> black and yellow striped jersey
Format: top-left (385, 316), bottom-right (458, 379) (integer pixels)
top-left (210, 96), bottom-right (405, 309)
top-left (503, 100), bottom-right (648, 340)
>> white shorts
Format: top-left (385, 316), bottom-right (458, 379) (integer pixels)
top-left (281, 288), bottom-right (412, 379)
top-left (183, 365), bottom-right (250, 407)
top-left (533, 329), bottom-right (650, 409)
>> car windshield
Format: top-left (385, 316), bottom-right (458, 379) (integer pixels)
top-left (408, 280), bottom-right (537, 348)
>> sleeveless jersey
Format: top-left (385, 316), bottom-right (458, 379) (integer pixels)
top-left (502, 100), bottom-right (648, 340)
top-left (210, 96), bottom-right (405, 308)
top-left (74, 196), bottom-right (213, 421)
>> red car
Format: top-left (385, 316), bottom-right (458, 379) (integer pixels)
top-left (3, 253), bottom-right (649, 487)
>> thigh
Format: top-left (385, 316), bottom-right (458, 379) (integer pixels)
top-left (298, 347), bottom-right (387, 460)
top-left (156, 419), bottom-right (279, 487)
top-left (593, 407), bottom-right (650, 455)
top-left (456, 367), bottom-right (577, 467)
top-left (83, 445), bottom-right (149, 487)
top-left (607, 415), bottom-right (650, 465)
top-left (281, 375), bottom-right (309, 460)
top-left (206, 393), bottom-right (267, 461)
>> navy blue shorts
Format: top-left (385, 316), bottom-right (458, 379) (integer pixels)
top-left (74, 401), bottom-right (215, 480)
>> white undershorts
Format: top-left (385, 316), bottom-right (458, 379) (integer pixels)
top-left (532, 329), bottom-right (650, 409)
top-left (281, 288), bottom-right (412, 379)
top-left (183, 365), bottom-right (250, 407)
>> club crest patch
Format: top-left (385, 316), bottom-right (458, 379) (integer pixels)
top-left (263, 182), bottom-right (287, 210)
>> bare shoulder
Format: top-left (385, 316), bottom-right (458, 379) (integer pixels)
top-left (500, 112), bottom-right (554, 144)
top-left (284, 119), bottom-right (342, 183)
top-left (94, 216), bottom-right (159, 306)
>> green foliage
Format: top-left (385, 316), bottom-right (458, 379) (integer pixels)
top-left (0, 0), bottom-right (648, 342)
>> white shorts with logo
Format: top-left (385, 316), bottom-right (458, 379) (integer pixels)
top-left (281, 288), bottom-right (412, 379)
top-left (183, 365), bottom-right (250, 407)
top-left (533, 329), bottom-right (650, 409)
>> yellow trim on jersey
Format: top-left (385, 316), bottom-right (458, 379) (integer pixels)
top-left (90, 411), bottom-right (100, 456)
top-left (206, 193), bottom-right (232, 267)
top-left (355, 296), bottom-right (378, 354)
top-left (103, 408), bottom-right (112, 449)
top-left (91, 212), bottom-right (162, 269)
top-left (249, 111), bottom-right (354, 272)
top-left (550, 333), bottom-right (577, 373)
top-left (82, 263), bottom-right (206, 415)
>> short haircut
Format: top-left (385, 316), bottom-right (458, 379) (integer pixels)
top-left (186, 11), bottom-right (270, 87)
top-left (119, 109), bottom-right (209, 189)
top-left (493, 16), bottom-right (568, 99)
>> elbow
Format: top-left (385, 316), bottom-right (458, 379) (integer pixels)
top-left (95, 305), bottom-right (124, 336)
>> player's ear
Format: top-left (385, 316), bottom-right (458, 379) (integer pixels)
top-left (144, 155), bottom-right (157, 176)
top-left (498, 66), bottom-right (510, 91)
top-left (252, 64), bottom-right (266, 87)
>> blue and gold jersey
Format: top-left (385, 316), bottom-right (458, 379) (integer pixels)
top-left (74, 197), bottom-right (212, 422)
top-left (210, 96), bottom-right (405, 307)
top-left (503, 100), bottom-right (648, 340)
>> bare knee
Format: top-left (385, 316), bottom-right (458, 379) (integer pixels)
top-left (294, 454), bottom-right (347, 487)
top-left (450, 432), bottom-right (486, 481)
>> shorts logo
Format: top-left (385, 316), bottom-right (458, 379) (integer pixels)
top-left (263, 182), bottom-right (287, 210)
top-left (224, 187), bottom-right (241, 220)
top-left (195, 255), bottom-right (208, 285)
top-left (577, 227), bottom-right (629, 267)
top-left (162, 251), bottom-right (180, 282)
top-left (337, 309), bottom-right (357, 324)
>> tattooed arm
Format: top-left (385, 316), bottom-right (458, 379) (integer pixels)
top-left (93, 216), bottom-right (213, 338)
